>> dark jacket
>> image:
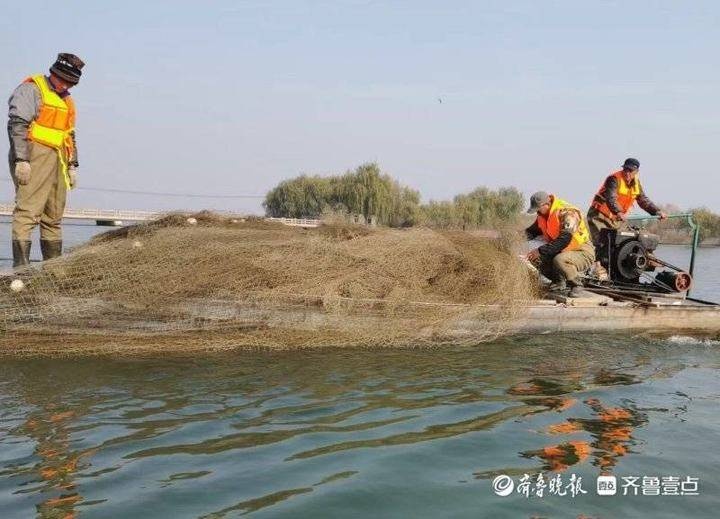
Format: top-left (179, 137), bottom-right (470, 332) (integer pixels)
top-left (594, 174), bottom-right (659, 216)
top-left (525, 220), bottom-right (573, 257)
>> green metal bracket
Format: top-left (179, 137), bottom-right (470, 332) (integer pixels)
top-left (626, 213), bottom-right (700, 296)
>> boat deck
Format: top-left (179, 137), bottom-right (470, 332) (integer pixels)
top-left (506, 290), bottom-right (720, 335)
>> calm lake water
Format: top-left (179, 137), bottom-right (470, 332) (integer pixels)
top-left (0, 220), bottom-right (719, 518)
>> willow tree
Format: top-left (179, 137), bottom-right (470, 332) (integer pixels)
top-left (444, 186), bottom-right (524, 229)
top-left (264, 164), bottom-right (524, 229)
top-left (263, 163), bottom-right (420, 226)
top-left (418, 200), bottom-right (462, 229)
top-left (263, 175), bottom-right (334, 218)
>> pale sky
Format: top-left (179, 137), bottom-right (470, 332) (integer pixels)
top-left (2, 0), bottom-right (718, 214)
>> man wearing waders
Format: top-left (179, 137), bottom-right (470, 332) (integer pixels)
top-left (7, 53), bottom-right (85, 267)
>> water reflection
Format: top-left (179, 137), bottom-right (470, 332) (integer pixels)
top-left (199, 471), bottom-right (358, 518)
top-left (524, 397), bottom-right (647, 473)
top-left (7, 376), bottom-right (100, 518)
top-left (23, 406), bottom-right (83, 517)
top-left (503, 370), bottom-right (648, 474)
top-left (0, 336), bottom-right (716, 517)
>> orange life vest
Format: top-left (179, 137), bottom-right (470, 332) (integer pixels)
top-left (536, 195), bottom-right (591, 252)
top-left (24, 75), bottom-right (76, 189)
top-left (591, 170), bottom-right (641, 218)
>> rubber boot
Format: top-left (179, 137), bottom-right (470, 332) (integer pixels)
top-left (568, 283), bottom-right (584, 298)
top-left (40, 240), bottom-right (63, 261)
top-left (547, 279), bottom-right (567, 293)
top-left (12, 240), bottom-right (32, 268)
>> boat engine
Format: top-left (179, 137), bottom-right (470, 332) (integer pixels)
top-left (598, 228), bottom-right (692, 292)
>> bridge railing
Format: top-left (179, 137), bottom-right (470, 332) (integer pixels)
top-left (0, 203), bottom-right (321, 227)
top-left (266, 217), bottom-right (321, 227)
top-left (0, 204), bottom-right (160, 221)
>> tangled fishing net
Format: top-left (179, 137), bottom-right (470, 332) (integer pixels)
top-left (0, 212), bottom-right (536, 355)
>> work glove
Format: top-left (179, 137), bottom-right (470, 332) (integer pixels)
top-left (68, 167), bottom-right (78, 189)
top-left (526, 248), bottom-right (541, 263)
top-left (14, 161), bottom-right (31, 185)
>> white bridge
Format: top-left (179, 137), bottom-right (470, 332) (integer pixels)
top-left (0, 203), bottom-right (321, 228)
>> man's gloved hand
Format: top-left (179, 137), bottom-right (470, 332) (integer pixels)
top-left (68, 167), bottom-right (78, 189)
top-left (527, 248), bottom-right (541, 263)
top-left (14, 161), bottom-right (31, 185)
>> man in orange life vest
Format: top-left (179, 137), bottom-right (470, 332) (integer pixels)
top-left (7, 53), bottom-right (85, 267)
top-left (588, 158), bottom-right (667, 244)
top-left (525, 191), bottom-right (595, 297)
top-left (587, 158), bottom-right (666, 277)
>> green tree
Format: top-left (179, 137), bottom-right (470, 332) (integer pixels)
top-left (263, 163), bottom-right (421, 226)
top-left (690, 208), bottom-right (720, 243)
top-left (264, 164), bottom-right (525, 229)
top-left (417, 201), bottom-right (461, 229)
top-left (432, 186), bottom-right (524, 229)
top-left (263, 175), bottom-right (334, 218)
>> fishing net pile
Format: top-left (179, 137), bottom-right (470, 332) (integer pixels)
top-left (0, 212), bottom-right (536, 355)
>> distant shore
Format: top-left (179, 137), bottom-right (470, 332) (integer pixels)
top-left (659, 237), bottom-right (720, 247)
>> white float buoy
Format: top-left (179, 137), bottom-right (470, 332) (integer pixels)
top-left (10, 279), bottom-right (25, 293)
top-left (187, 217), bottom-right (198, 225)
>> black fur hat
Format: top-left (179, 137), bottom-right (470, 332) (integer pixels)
top-left (50, 53), bottom-right (85, 85)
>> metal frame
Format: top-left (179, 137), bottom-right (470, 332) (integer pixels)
top-left (627, 213), bottom-right (700, 296)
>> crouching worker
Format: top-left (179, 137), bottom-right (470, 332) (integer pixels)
top-left (525, 191), bottom-right (595, 297)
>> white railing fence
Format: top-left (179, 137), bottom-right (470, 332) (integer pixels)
top-left (0, 203), bottom-right (321, 227)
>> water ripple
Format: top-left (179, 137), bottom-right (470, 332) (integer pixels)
top-left (1, 337), bottom-right (720, 517)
